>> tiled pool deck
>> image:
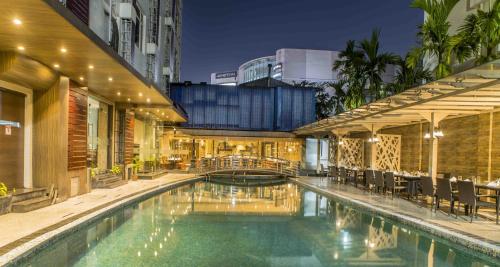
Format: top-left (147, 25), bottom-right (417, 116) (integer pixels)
top-left (293, 177), bottom-right (500, 258)
top-left (0, 173), bottom-right (199, 265)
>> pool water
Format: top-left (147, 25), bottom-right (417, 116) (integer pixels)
top-left (13, 182), bottom-right (497, 267)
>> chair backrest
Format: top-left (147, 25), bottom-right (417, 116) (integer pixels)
top-left (374, 171), bottom-right (384, 187)
top-left (457, 180), bottom-right (476, 206)
top-left (339, 167), bottom-right (347, 179)
top-left (330, 166), bottom-right (337, 176)
top-left (364, 170), bottom-right (374, 186)
top-left (435, 178), bottom-right (452, 200)
top-left (420, 176), bottom-right (434, 197)
top-left (384, 172), bottom-right (395, 188)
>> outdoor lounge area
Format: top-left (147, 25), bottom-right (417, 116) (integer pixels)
top-left (295, 59), bottom-right (500, 227)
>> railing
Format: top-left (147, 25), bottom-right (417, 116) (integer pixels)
top-left (194, 156), bottom-right (300, 177)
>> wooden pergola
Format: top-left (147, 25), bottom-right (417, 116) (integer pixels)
top-left (295, 60), bottom-right (500, 179)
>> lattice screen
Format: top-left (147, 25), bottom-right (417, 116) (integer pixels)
top-left (375, 134), bottom-right (401, 171)
top-left (339, 138), bottom-right (364, 168)
top-left (328, 135), bottom-right (337, 166)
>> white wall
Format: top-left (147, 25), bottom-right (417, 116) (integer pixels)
top-left (277, 49), bottom-right (340, 85)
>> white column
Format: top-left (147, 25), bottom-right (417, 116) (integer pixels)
top-left (316, 137), bottom-right (321, 174)
top-left (428, 113), bottom-right (437, 180)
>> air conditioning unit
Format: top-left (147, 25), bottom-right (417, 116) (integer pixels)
top-left (163, 67), bottom-right (172, 76)
top-left (119, 3), bottom-right (135, 19)
top-left (164, 16), bottom-right (173, 26)
top-left (146, 43), bottom-right (157, 55)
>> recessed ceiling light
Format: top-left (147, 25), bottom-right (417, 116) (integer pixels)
top-left (138, 92), bottom-right (143, 97)
top-left (117, 92), bottom-right (121, 96)
top-left (13, 18), bottom-right (22, 25)
top-left (146, 98), bottom-right (151, 103)
top-left (108, 77), bottom-right (113, 82)
top-left (79, 76), bottom-right (84, 81)
top-left (161, 112), bottom-right (165, 116)
top-left (60, 48), bottom-right (67, 53)
top-left (88, 65), bottom-right (94, 70)
top-left (156, 109), bottom-right (160, 112)
top-left (17, 46), bottom-right (25, 51)
top-left (53, 63), bottom-right (60, 69)
top-left (146, 112), bottom-right (149, 115)
top-left (140, 108), bottom-right (143, 112)
top-left (127, 98), bottom-right (131, 102)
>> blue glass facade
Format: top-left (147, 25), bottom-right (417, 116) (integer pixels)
top-left (170, 83), bottom-right (316, 131)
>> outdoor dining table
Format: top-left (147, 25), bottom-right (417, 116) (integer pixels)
top-left (474, 183), bottom-right (500, 224)
top-left (395, 174), bottom-right (421, 199)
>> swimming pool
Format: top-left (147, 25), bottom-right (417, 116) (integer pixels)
top-left (10, 182), bottom-right (497, 266)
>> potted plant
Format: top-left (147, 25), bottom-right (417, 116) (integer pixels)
top-left (131, 158), bottom-right (140, 181)
top-left (0, 183), bottom-right (13, 215)
top-left (110, 165), bottom-right (122, 179)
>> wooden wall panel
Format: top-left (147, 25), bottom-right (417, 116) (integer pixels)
top-left (67, 88), bottom-right (87, 170)
top-left (0, 89), bottom-right (25, 188)
top-left (438, 115), bottom-right (479, 178)
top-left (33, 77), bottom-right (69, 197)
top-left (124, 111), bottom-right (134, 165)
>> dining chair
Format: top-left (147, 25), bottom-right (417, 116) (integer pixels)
top-left (435, 178), bottom-right (457, 216)
top-left (420, 176), bottom-right (435, 209)
top-left (329, 166), bottom-right (338, 182)
top-left (384, 172), bottom-right (406, 199)
top-left (374, 171), bottom-right (384, 193)
top-left (456, 180), bottom-right (497, 222)
top-left (364, 170), bottom-right (375, 191)
top-left (338, 167), bottom-right (347, 184)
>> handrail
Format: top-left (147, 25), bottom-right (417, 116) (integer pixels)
top-left (194, 156), bottom-right (300, 177)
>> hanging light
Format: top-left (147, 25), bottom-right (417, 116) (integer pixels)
top-left (368, 136), bottom-right (379, 143)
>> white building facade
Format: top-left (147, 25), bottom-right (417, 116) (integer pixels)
top-left (211, 49), bottom-right (341, 86)
top-left (84, 0), bottom-right (183, 93)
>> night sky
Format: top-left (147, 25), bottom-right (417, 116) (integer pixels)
top-left (181, 0), bottom-right (423, 83)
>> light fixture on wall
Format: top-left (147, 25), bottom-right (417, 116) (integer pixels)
top-left (367, 124), bottom-right (380, 143)
top-left (337, 140), bottom-right (344, 145)
top-left (424, 129), bottom-right (444, 139)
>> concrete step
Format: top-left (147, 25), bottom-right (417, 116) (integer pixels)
top-left (93, 175), bottom-right (124, 188)
top-left (11, 188), bottom-right (47, 203)
top-left (11, 196), bottom-right (51, 213)
top-left (101, 179), bottom-right (127, 189)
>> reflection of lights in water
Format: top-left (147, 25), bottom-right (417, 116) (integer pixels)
top-left (150, 237), bottom-right (153, 242)
top-left (369, 242), bottom-right (375, 248)
top-left (164, 237), bottom-right (167, 242)
top-left (231, 197), bottom-right (236, 206)
top-left (364, 239), bottom-right (368, 245)
top-left (336, 221), bottom-right (341, 227)
top-left (168, 232), bottom-right (171, 237)
top-left (154, 251), bottom-right (158, 257)
top-left (334, 252), bottom-right (339, 260)
top-left (145, 244), bottom-right (148, 248)
top-left (137, 251), bottom-right (141, 257)
top-left (160, 243), bottom-right (163, 249)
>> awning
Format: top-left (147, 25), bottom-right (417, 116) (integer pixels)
top-left (295, 60), bottom-right (500, 135)
top-left (0, 0), bottom-right (186, 122)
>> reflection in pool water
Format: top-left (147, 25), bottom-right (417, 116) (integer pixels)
top-left (14, 182), bottom-right (496, 267)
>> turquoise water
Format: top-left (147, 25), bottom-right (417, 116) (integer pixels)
top-left (14, 182), bottom-right (497, 267)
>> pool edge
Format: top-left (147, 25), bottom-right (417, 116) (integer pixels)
top-left (291, 178), bottom-right (500, 260)
top-left (0, 176), bottom-right (204, 267)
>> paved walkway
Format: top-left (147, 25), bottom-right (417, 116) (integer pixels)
top-left (0, 173), bottom-right (197, 263)
top-left (293, 177), bottom-right (500, 258)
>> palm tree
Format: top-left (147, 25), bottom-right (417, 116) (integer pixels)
top-left (455, 0), bottom-right (500, 64)
top-left (329, 80), bottom-right (347, 114)
top-left (408, 0), bottom-right (460, 79)
top-left (334, 40), bottom-right (367, 110)
top-left (358, 30), bottom-right (399, 101)
top-left (387, 54), bottom-right (433, 94)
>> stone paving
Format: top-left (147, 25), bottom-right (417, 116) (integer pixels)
top-left (0, 173), bottom-right (197, 263)
top-left (292, 176), bottom-right (500, 258)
